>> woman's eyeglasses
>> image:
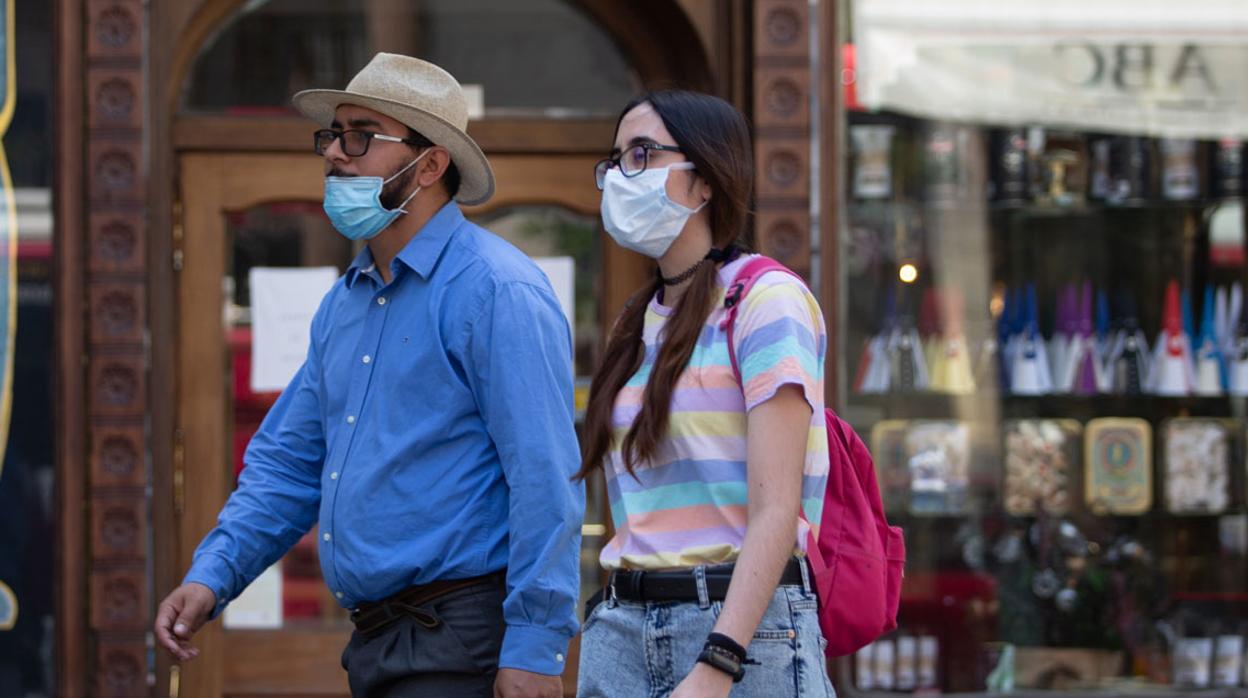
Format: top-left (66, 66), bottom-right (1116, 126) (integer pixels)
top-left (594, 143), bottom-right (685, 190)
top-left (313, 129), bottom-right (422, 157)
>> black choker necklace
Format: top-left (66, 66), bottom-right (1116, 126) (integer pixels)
top-left (659, 259), bottom-right (707, 286)
top-left (657, 246), bottom-right (740, 286)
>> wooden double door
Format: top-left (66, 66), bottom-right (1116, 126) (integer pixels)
top-left (171, 150), bottom-right (642, 696)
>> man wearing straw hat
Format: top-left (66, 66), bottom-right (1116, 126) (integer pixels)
top-left (155, 54), bottom-right (583, 698)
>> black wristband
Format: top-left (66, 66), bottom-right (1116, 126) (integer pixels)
top-left (697, 645), bottom-right (745, 683)
top-left (706, 632), bottom-right (747, 662)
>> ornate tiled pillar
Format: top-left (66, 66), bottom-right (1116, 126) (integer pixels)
top-left (753, 0), bottom-right (812, 279)
top-left (84, 1), bottom-right (149, 694)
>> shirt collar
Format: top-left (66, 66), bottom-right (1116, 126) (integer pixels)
top-left (343, 201), bottom-right (465, 288)
top-left (344, 246), bottom-right (378, 289)
top-left (397, 201), bottom-right (465, 280)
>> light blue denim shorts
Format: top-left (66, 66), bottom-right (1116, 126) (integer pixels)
top-left (576, 572), bottom-right (836, 698)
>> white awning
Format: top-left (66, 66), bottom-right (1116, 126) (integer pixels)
top-left (853, 0), bottom-right (1248, 137)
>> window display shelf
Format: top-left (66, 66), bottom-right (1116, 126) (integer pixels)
top-left (841, 108), bottom-right (1248, 693)
top-left (851, 199), bottom-right (1217, 215)
top-left (852, 393), bottom-right (1237, 409)
top-left (844, 688), bottom-right (1248, 698)
top-left (849, 393), bottom-right (1238, 422)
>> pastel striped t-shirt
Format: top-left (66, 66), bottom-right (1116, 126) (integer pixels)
top-left (601, 254), bottom-right (829, 571)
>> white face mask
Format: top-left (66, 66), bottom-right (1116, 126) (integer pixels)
top-left (600, 163), bottom-right (706, 259)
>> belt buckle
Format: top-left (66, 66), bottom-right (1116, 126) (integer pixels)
top-left (607, 572), bottom-right (619, 605)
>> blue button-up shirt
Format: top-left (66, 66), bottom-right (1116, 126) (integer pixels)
top-left (185, 202), bottom-right (585, 675)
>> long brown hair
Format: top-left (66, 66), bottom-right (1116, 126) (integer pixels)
top-left (577, 90), bottom-right (754, 480)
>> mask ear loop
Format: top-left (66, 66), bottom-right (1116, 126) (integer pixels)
top-left (663, 162), bottom-right (709, 214)
top-left (396, 183), bottom-right (423, 214)
top-left (384, 147), bottom-right (431, 184)
top-left (387, 148), bottom-right (433, 214)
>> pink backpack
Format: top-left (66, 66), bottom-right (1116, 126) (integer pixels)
top-left (722, 255), bottom-right (906, 657)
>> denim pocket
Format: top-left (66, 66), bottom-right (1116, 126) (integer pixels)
top-left (752, 629), bottom-right (798, 642)
top-left (791, 596), bottom-right (818, 613)
top-left (737, 631), bottom-right (801, 695)
top-left (710, 591), bottom-right (801, 644)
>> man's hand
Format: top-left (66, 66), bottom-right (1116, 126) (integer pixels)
top-left (493, 667), bottom-right (561, 698)
top-left (154, 583), bottom-right (217, 662)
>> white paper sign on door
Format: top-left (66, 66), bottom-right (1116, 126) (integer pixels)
top-left (250, 267), bottom-right (338, 393)
top-left (222, 563), bottom-right (283, 629)
top-left (533, 256), bottom-right (575, 330)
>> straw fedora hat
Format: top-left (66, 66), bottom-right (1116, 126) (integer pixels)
top-left (292, 53), bottom-right (495, 206)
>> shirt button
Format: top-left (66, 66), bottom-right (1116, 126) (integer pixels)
top-left (346, 415), bottom-right (355, 424)
top-left (362, 355), bottom-right (371, 364)
top-left (330, 471), bottom-right (338, 480)
top-left (556, 653), bottom-right (564, 663)
top-left (335, 591), bottom-right (344, 599)
top-left (323, 532), bottom-right (331, 542)
top-left (377, 297), bottom-right (387, 305)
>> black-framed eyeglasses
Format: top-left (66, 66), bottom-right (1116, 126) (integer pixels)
top-left (313, 129), bottom-right (422, 157)
top-left (594, 143), bottom-right (685, 190)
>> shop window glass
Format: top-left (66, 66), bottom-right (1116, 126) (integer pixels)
top-left (0, 0), bottom-right (57, 694)
top-left (182, 0), bottom-right (639, 118)
top-left (842, 2), bottom-right (1248, 692)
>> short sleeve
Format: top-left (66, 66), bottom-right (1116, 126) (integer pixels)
top-left (732, 272), bottom-right (827, 412)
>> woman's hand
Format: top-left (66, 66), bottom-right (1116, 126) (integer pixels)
top-left (671, 662), bottom-right (734, 698)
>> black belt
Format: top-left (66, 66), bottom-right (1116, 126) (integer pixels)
top-left (607, 558), bottom-right (807, 604)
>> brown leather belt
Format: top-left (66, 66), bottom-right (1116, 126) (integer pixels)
top-left (349, 570), bottom-right (505, 636)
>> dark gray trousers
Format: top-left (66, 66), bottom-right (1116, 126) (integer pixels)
top-left (341, 578), bottom-right (505, 698)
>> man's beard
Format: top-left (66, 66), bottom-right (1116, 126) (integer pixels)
top-left (379, 165), bottom-right (417, 210)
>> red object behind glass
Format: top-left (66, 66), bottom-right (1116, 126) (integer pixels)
top-left (844, 43), bottom-right (861, 111)
top-left (229, 326), bottom-right (281, 480)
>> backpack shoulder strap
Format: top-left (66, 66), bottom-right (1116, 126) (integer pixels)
top-left (722, 256), bottom-right (829, 577)
top-left (722, 256), bottom-right (806, 384)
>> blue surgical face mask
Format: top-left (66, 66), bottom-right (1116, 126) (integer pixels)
top-left (323, 149), bottom-right (429, 241)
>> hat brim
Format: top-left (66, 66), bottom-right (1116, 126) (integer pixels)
top-left (292, 88), bottom-right (495, 206)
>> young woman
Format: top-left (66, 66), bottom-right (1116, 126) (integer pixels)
top-left (575, 90), bottom-right (834, 697)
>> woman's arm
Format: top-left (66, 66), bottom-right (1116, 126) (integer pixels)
top-left (673, 384), bottom-right (812, 696)
top-left (712, 383), bottom-right (812, 644)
